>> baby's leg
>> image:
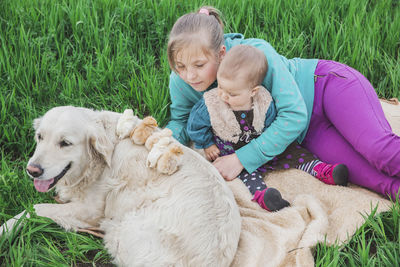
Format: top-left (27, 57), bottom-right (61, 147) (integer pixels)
top-left (238, 171), bottom-right (289, 211)
top-left (237, 171), bottom-right (266, 195)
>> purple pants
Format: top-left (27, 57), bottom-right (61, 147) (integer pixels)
top-left (302, 60), bottom-right (400, 199)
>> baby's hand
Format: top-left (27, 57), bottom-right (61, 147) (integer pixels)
top-left (204, 144), bottom-right (220, 162)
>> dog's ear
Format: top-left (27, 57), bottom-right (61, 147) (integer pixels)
top-left (88, 121), bottom-right (114, 167)
top-left (33, 117), bottom-right (42, 130)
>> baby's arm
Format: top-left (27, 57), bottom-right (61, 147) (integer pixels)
top-left (186, 99), bottom-right (220, 161)
top-left (187, 98), bottom-right (215, 151)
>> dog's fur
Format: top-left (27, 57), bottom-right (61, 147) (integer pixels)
top-left (0, 106), bottom-right (241, 267)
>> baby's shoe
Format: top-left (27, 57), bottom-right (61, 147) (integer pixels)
top-left (313, 162), bottom-right (348, 186)
top-left (252, 188), bottom-right (290, 212)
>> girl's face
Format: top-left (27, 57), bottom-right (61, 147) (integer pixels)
top-left (175, 45), bottom-right (225, 92)
top-left (217, 76), bottom-right (258, 111)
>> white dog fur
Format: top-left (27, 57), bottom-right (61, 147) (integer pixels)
top-left (0, 106), bottom-right (241, 267)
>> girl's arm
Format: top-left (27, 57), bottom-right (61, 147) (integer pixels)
top-left (236, 39), bottom-right (308, 174)
top-left (166, 72), bottom-right (203, 145)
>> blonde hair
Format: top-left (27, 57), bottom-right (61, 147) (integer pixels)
top-left (167, 6), bottom-right (224, 72)
top-left (217, 45), bottom-right (268, 89)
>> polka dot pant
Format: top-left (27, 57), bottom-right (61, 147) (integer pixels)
top-left (238, 170), bottom-right (266, 195)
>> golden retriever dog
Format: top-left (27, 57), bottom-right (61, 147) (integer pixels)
top-left (0, 106), bottom-right (241, 267)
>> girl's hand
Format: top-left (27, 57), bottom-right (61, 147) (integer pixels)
top-left (204, 144), bottom-right (220, 162)
top-left (213, 153), bottom-right (243, 181)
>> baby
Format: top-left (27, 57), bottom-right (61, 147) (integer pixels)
top-left (187, 45), bottom-right (348, 211)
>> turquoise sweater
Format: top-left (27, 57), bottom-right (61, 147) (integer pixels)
top-left (166, 33), bottom-right (318, 173)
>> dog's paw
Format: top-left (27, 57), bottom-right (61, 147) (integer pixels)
top-left (145, 128), bottom-right (173, 150)
top-left (116, 109), bottom-right (138, 139)
top-left (130, 116), bottom-right (158, 145)
top-left (156, 144), bottom-right (184, 175)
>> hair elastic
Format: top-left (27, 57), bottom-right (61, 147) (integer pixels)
top-left (198, 8), bottom-right (209, 15)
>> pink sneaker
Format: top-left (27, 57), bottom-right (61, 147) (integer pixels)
top-left (252, 188), bottom-right (290, 212)
top-left (313, 162), bottom-right (348, 186)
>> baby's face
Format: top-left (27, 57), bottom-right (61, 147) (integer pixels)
top-left (217, 76), bottom-right (257, 111)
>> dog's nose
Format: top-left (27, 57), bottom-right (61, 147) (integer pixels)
top-left (26, 164), bottom-right (44, 177)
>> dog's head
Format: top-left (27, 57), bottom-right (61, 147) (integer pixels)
top-left (26, 106), bottom-right (114, 192)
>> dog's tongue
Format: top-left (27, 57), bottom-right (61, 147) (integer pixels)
top-left (34, 178), bottom-right (54, 192)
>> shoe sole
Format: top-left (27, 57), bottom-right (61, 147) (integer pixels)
top-left (332, 164), bottom-right (349, 186)
top-left (263, 188), bottom-right (290, 211)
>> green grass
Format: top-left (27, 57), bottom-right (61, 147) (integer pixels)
top-left (0, 0), bottom-right (399, 265)
top-left (315, 201), bottom-right (400, 266)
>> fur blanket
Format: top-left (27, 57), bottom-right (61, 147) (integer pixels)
top-left (228, 100), bottom-right (399, 267)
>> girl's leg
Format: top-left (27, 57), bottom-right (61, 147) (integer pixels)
top-left (303, 61), bottom-right (400, 198)
top-left (303, 123), bottom-right (400, 199)
top-left (311, 60), bottom-right (400, 178)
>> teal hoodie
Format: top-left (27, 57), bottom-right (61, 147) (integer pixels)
top-left (166, 33), bottom-right (318, 173)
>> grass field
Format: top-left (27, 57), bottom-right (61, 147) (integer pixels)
top-left (1, 0), bottom-right (399, 266)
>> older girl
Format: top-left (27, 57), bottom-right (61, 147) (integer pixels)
top-left (166, 6), bottom-right (400, 200)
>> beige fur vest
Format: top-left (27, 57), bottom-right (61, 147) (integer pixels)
top-left (203, 87), bottom-right (273, 143)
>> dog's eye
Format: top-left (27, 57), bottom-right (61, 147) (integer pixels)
top-left (59, 140), bottom-right (72, 147)
top-left (37, 133), bottom-right (43, 141)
